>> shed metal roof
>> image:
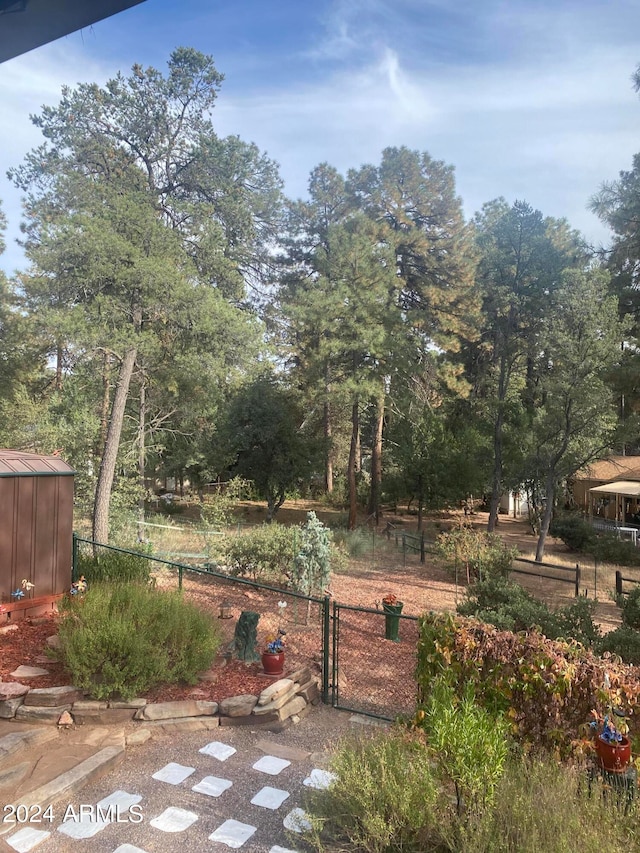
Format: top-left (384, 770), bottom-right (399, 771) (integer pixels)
top-left (0, 449), bottom-right (75, 477)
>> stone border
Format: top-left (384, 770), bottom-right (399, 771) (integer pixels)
top-left (0, 666), bottom-right (320, 733)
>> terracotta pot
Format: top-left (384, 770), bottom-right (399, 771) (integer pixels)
top-left (595, 734), bottom-right (631, 772)
top-left (261, 651), bottom-right (285, 676)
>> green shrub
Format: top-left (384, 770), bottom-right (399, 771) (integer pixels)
top-left (302, 728), bottom-right (447, 853)
top-left (550, 514), bottom-right (597, 551)
top-left (436, 527), bottom-right (518, 580)
top-left (457, 576), bottom-right (600, 647)
top-left (598, 625), bottom-right (640, 665)
top-left (616, 585), bottom-right (640, 629)
top-left (77, 549), bottom-right (152, 585)
top-left (458, 757), bottom-right (638, 853)
top-left (420, 677), bottom-right (510, 814)
top-left (57, 583), bottom-right (220, 700)
top-left (332, 526), bottom-right (372, 558)
top-left (221, 523), bottom-right (298, 583)
top-left (592, 535), bottom-right (640, 567)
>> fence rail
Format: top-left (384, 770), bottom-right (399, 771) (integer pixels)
top-left (615, 569), bottom-right (640, 596)
top-left (511, 557), bottom-right (582, 597)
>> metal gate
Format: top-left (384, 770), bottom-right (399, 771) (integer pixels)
top-left (331, 601), bottom-right (420, 721)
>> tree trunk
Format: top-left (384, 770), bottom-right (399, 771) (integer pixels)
top-left (55, 342), bottom-right (64, 391)
top-left (417, 474), bottom-right (424, 532)
top-left (535, 472), bottom-right (556, 562)
top-left (98, 351), bottom-right (111, 457)
top-left (367, 393), bottom-right (384, 523)
top-left (488, 352), bottom-right (508, 532)
top-left (92, 346), bottom-right (137, 545)
top-left (348, 400), bottom-right (359, 530)
top-left (137, 372), bottom-right (146, 542)
top-left (324, 399), bottom-right (333, 494)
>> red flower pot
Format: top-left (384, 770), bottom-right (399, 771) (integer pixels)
top-left (261, 651), bottom-right (285, 676)
top-left (595, 734), bottom-right (631, 772)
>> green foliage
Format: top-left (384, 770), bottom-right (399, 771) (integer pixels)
top-left (331, 526), bottom-right (372, 557)
top-left (77, 549), bottom-right (151, 585)
top-left (290, 511), bottom-right (332, 596)
top-left (457, 757), bottom-right (638, 853)
top-left (420, 677), bottom-right (510, 813)
top-left (598, 625), bottom-right (640, 665)
top-left (57, 583), bottom-right (220, 700)
top-left (199, 477), bottom-right (251, 529)
top-left (550, 515), bottom-right (597, 551)
top-left (617, 585), bottom-right (640, 629)
top-left (302, 728), bottom-right (446, 853)
top-left (551, 515), bottom-right (640, 567)
top-left (222, 524), bottom-right (298, 583)
top-left (457, 576), bottom-right (601, 647)
top-left (415, 612), bottom-right (640, 756)
top-left (436, 526), bottom-right (518, 580)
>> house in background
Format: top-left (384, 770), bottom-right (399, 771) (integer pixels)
top-left (570, 456), bottom-right (640, 527)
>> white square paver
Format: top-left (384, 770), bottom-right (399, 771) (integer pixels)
top-left (112, 846), bottom-right (150, 853)
top-left (149, 807), bottom-right (198, 833)
top-left (57, 814), bottom-right (110, 839)
top-left (152, 762), bottom-right (195, 784)
top-left (98, 790), bottom-right (143, 812)
top-left (252, 755), bottom-right (291, 775)
top-left (269, 847), bottom-right (299, 853)
top-left (251, 786), bottom-right (290, 810)
top-left (209, 819), bottom-right (257, 848)
top-left (199, 740), bottom-right (237, 761)
top-left (192, 775), bottom-right (233, 797)
top-left (6, 828), bottom-right (50, 852)
top-left (283, 808), bottom-right (312, 834)
top-left (303, 769), bottom-right (337, 790)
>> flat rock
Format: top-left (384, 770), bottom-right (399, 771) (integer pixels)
top-left (126, 728), bottom-right (152, 746)
top-left (145, 717), bottom-right (220, 732)
top-left (288, 666), bottom-right (312, 686)
top-left (15, 704), bottom-right (72, 723)
top-left (0, 697), bottom-right (25, 718)
top-left (135, 700), bottom-right (218, 720)
top-left (9, 665), bottom-right (48, 678)
top-left (277, 695), bottom-right (307, 722)
top-left (24, 686), bottom-right (83, 706)
top-left (256, 739), bottom-right (311, 761)
top-left (0, 761), bottom-right (29, 791)
top-left (253, 685), bottom-right (297, 714)
top-left (72, 700), bottom-right (108, 711)
top-left (219, 711), bottom-right (279, 727)
top-left (108, 698), bottom-right (147, 709)
top-left (257, 678), bottom-right (295, 706)
top-left (0, 682), bottom-right (30, 700)
top-left (0, 624), bottom-right (19, 634)
top-left (219, 694), bottom-right (258, 717)
top-left (0, 727), bottom-right (58, 759)
top-left (72, 708), bottom-right (135, 726)
top-left (46, 634), bottom-right (61, 649)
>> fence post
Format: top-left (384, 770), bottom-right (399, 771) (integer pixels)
top-left (178, 564), bottom-right (183, 590)
top-left (322, 595), bottom-right (330, 705)
top-left (594, 558), bottom-right (598, 600)
top-left (575, 563), bottom-right (580, 598)
top-left (616, 570), bottom-right (623, 597)
top-left (402, 533), bottom-right (406, 566)
top-left (72, 532), bottom-right (79, 583)
top-left (420, 532), bottom-right (425, 563)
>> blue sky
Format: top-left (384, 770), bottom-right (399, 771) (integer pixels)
top-left (0, 0), bottom-right (639, 274)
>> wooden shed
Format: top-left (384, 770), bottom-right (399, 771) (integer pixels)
top-left (0, 449), bottom-right (75, 622)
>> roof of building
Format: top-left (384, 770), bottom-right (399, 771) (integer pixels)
top-left (0, 449), bottom-right (74, 477)
top-left (0, 0), bottom-right (146, 64)
top-left (575, 456), bottom-right (640, 483)
top-left (589, 480), bottom-right (640, 498)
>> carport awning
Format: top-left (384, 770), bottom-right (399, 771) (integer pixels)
top-left (589, 481), bottom-right (640, 498)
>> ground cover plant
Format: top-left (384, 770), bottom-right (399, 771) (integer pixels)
top-left (57, 582), bottom-right (220, 700)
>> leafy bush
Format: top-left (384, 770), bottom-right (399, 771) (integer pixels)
top-left (592, 535), bottom-right (640, 567)
top-left (419, 677), bottom-right (510, 814)
top-left (436, 527), bottom-right (517, 580)
top-left (457, 577), bottom-right (600, 648)
top-left (550, 515), bottom-right (597, 551)
top-left (302, 728), bottom-right (448, 853)
top-left (77, 549), bottom-right (152, 585)
top-left (616, 585), bottom-right (640, 629)
top-left (221, 523), bottom-right (298, 583)
top-left (598, 625), bottom-right (640, 665)
top-left (416, 612), bottom-right (640, 756)
top-left (57, 583), bottom-right (220, 700)
top-left (457, 757), bottom-right (638, 853)
top-left (331, 526), bottom-right (372, 558)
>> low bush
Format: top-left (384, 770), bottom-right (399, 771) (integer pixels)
top-left (330, 526), bottom-right (371, 558)
top-left (221, 523), bottom-right (298, 583)
top-left (302, 728), bottom-right (638, 853)
top-left (550, 515), bottom-right (597, 551)
top-left (57, 583), bottom-right (220, 700)
top-left (551, 513), bottom-right (640, 567)
top-left (456, 577), bottom-right (600, 647)
top-left (436, 526), bottom-right (518, 581)
top-left (77, 549), bottom-right (152, 585)
top-left (598, 625), bottom-right (640, 665)
top-left (416, 612), bottom-right (640, 756)
top-left (302, 728), bottom-right (448, 853)
top-left (616, 585), bottom-right (640, 630)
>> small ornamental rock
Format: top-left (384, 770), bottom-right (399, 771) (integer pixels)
top-left (58, 710), bottom-right (74, 727)
top-left (219, 694), bottom-right (258, 717)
